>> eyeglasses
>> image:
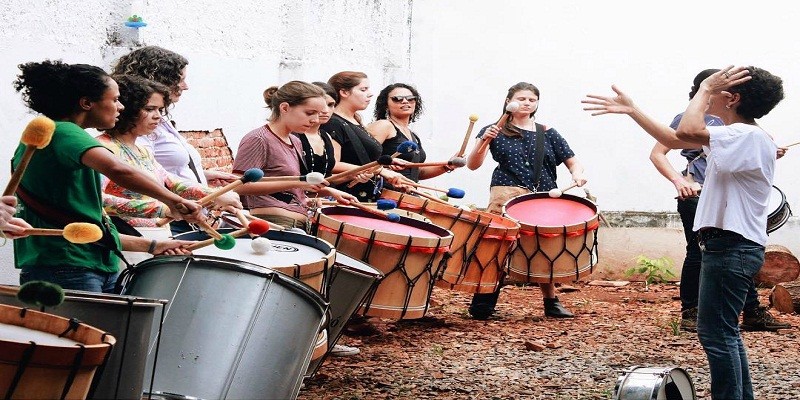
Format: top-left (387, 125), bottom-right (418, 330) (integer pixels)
top-left (390, 95), bottom-right (417, 103)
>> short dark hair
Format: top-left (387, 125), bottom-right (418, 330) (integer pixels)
top-left (689, 69), bottom-right (720, 99)
top-left (729, 66), bottom-right (784, 120)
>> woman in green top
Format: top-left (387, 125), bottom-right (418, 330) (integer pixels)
top-left (12, 60), bottom-right (202, 293)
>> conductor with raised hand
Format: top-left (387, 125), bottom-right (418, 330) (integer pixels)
top-left (583, 66), bottom-right (785, 400)
top-left (12, 60), bottom-right (200, 293)
top-left (466, 81), bottom-right (586, 320)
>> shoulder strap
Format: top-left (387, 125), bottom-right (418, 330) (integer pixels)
top-left (338, 118), bottom-right (372, 165)
top-left (531, 123), bottom-right (547, 189)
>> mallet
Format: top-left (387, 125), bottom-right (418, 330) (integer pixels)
top-left (548, 182), bottom-right (579, 198)
top-left (476, 102), bottom-right (520, 153)
top-left (156, 168), bottom-right (264, 227)
top-left (14, 222), bottom-right (103, 244)
top-left (260, 172), bottom-right (325, 184)
top-left (0, 281), bottom-right (65, 308)
top-left (407, 187), bottom-right (451, 205)
top-left (348, 201), bottom-right (401, 222)
top-left (457, 114), bottom-right (480, 157)
top-left (406, 182), bottom-right (465, 199)
top-left (393, 158), bottom-right (468, 169)
top-left (327, 141), bottom-right (418, 184)
top-left (186, 219), bottom-right (270, 251)
top-left (4, 116), bottom-right (57, 196)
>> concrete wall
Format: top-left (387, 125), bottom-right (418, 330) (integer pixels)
top-left (1, 0), bottom-right (799, 284)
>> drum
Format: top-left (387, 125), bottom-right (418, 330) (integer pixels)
top-left (306, 253), bottom-right (383, 376)
top-left (313, 206), bottom-right (453, 319)
top-left (613, 366), bottom-right (697, 400)
top-left (119, 255), bottom-right (327, 400)
top-left (502, 192), bottom-right (599, 283)
top-left (0, 287), bottom-right (166, 400)
top-left (381, 189), bottom-right (517, 294)
top-left (767, 185), bottom-right (792, 234)
top-left (0, 303), bottom-right (116, 400)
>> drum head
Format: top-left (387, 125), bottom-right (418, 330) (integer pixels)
top-left (503, 193), bottom-right (597, 228)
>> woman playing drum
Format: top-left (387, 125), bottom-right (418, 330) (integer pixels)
top-left (465, 81), bottom-right (587, 319)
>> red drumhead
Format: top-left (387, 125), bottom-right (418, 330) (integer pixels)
top-left (334, 215), bottom-right (442, 238)
top-left (505, 197), bottom-right (596, 227)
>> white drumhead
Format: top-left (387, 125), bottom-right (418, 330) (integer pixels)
top-left (334, 253), bottom-right (382, 276)
top-left (192, 237), bottom-right (328, 267)
top-left (768, 186), bottom-right (785, 214)
top-left (0, 322), bottom-right (80, 346)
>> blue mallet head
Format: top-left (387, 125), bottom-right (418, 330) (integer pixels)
top-left (387, 212), bottom-right (401, 222)
top-left (376, 199), bottom-right (397, 210)
top-left (242, 168), bottom-right (265, 183)
top-left (396, 140), bottom-right (418, 154)
top-left (446, 188), bottom-right (466, 199)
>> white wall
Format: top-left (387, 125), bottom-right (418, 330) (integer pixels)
top-left (1, 0), bottom-right (799, 283)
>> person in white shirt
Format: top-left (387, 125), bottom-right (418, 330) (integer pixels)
top-left (582, 65), bottom-right (785, 400)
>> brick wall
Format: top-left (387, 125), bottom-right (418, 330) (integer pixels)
top-left (179, 128), bottom-right (234, 173)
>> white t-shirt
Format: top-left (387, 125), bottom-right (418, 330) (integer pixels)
top-left (136, 118), bottom-right (208, 185)
top-left (693, 123), bottom-right (777, 245)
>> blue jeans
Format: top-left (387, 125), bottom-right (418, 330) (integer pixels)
top-left (677, 198), bottom-right (760, 313)
top-left (696, 232), bottom-right (763, 400)
top-left (20, 266), bottom-right (120, 294)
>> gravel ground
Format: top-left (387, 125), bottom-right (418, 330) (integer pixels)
top-left (299, 282), bottom-right (800, 399)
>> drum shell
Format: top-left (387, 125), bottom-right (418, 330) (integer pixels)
top-left (767, 185), bottom-right (792, 234)
top-left (381, 189), bottom-right (517, 293)
top-left (0, 303), bottom-right (116, 400)
top-left (613, 366), bottom-right (696, 400)
top-left (314, 206), bottom-right (453, 319)
top-left (306, 254), bottom-right (382, 376)
top-left (0, 288), bottom-right (165, 400)
top-left (502, 193), bottom-right (599, 283)
top-left (120, 255), bottom-right (327, 400)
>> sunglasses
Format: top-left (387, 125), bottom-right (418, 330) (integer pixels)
top-left (389, 95), bottom-right (417, 103)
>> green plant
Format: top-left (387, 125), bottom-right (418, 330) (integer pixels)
top-left (625, 255), bottom-right (675, 290)
top-left (668, 317), bottom-right (681, 336)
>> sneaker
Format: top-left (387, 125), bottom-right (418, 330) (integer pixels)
top-left (741, 306), bottom-right (792, 332)
top-left (680, 307), bottom-right (698, 332)
top-left (329, 344), bottom-right (360, 357)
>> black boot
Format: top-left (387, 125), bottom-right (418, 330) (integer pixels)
top-left (544, 297), bottom-right (574, 318)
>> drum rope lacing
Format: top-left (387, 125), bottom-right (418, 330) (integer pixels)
top-left (512, 221), bottom-right (599, 282)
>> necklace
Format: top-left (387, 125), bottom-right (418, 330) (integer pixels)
top-left (306, 132), bottom-right (329, 174)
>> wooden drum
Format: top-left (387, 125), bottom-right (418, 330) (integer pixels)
top-left (502, 192), bottom-right (599, 283)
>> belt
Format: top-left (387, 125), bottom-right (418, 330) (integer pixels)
top-left (697, 227), bottom-right (742, 248)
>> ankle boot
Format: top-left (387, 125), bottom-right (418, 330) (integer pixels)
top-left (544, 297), bottom-right (574, 318)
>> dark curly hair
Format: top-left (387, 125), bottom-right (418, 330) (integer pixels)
top-left (105, 75), bottom-right (171, 136)
top-left (112, 46), bottom-right (188, 93)
top-left (728, 66), bottom-right (784, 120)
top-left (13, 60), bottom-right (111, 119)
top-left (689, 69), bottom-right (720, 100)
top-left (373, 83), bottom-right (424, 122)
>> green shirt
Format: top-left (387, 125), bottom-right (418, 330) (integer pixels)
top-left (13, 121), bottom-right (121, 273)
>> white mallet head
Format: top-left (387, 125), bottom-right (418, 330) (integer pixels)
top-left (505, 101), bottom-right (520, 113)
top-left (548, 188), bottom-right (562, 198)
top-left (306, 172), bottom-right (325, 185)
top-left (251, 237), bottom-right (271, 254)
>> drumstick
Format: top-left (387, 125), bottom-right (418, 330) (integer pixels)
top-left (260, 172), bottom-right (325, 184)
top-left (347, 201), bottom-right (401, 222)
top-left (16, 222), bottom-right (104, 244)
top-left (242, 213), bottom-right (290, 232)
top-left (548, 182), bottom-right (579, 198)
top-left (4, 116), bottom-right (57, 196)
top-left (457, 114), bottom-right (480, 157)
top-left (327, 140), bottom-right (418, 185)
top-left (0, 281), bottom-right (65, 308)
top-left (345, 165), bottom-right (384, 188)
top-left (185, 220), bottom-right (270, 251)
top-left (408, 187), bottom-right (450, 205)
top-left (392, 158), bottom-right (468, 169)
top-left (475, 102), bottom-right (520, 154)
top-left (156, 168), bottom-right (264, 227)
top-left (782, 140), bottom-right (800, 148)
top-left (405, 182), bottom-right (466, 199)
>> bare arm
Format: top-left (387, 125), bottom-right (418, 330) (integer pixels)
top-left (563, 157), bottom-right (587, 186)
top-left (366, 120), bottom-right (394, 144)
top-left (649, 142), bottom-right (698, 199)
top-left (467, 125), bottom-right (498, 170)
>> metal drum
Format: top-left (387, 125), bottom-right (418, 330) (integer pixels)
top-left (313, 206), bottom-right (453, 320)
top-left (0, 287), bottom-right (166, 400)
top-left (0, 303), bottom-right (116, 400)
top-left (613, 366), bottom-right (696, 400)
top-left (306, 253), bottom-right (383, 376)
top-left (119, 255), bottom-right (328, 400)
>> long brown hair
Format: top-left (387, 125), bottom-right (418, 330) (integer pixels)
top-left (262, 81), bottom-right (325, 121)
top-left (501, 82), bottom-right (539, 138)
top-left (328, 71), bottom-right (368, 124)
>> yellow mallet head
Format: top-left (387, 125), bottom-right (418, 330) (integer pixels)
top-left (469, 114), bottom-right (479, 122)
top-left (22, 116), bottom-right (56, 149)
top-left (63, 223), bottom-right (103, 244)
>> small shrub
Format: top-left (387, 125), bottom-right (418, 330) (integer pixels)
top-left (625, 255), bottom-right (676, 290)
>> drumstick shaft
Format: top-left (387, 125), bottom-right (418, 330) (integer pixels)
top-left (396, 161), bottom-right (453, 168)
top-left (195, 219), bottom-right (223, 240)
top-left (20, 228), bottom-right (64, 236)
top-left (328, 151), bottom-right (400, 184)
top-left (242, 213), bottom-right (287, 231)
top-left (476, 113), bottom-right (512, 154)
top-left (407, 182), bottom-right (446, 194)
top-left (259, 175), bottom-right (307, 182)
top-left (345, 166), bottom-right (382, 188)
top-left (349, 202), bottom-right (391, 220)
top-left (409, 188), bottom-right (449, 205)
top-left (783, 140), bottom-right (800, 148)
top-left (457, 119), bottom-right (478, 157)
top-left (234, 210), bottom-right (258, 238)
top-left (559, 182), bottom-right (579, 193)
top-left (4, 145), bottom-right (35, 196)
top-left (186, 227), bottom-right (249, 251)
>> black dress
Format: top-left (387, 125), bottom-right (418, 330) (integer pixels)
top-left (295, 131), bottom-right (335, 176)
top-left (381, 123), bottom-right (426, 183)
top-left (321, 114), bottom-right (383, 201)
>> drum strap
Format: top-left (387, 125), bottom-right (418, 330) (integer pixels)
top-left (531, 123), bottom-right (547, 190)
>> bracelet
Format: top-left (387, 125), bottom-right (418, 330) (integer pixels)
top-left (147, 239), bottom-right (157, 254)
